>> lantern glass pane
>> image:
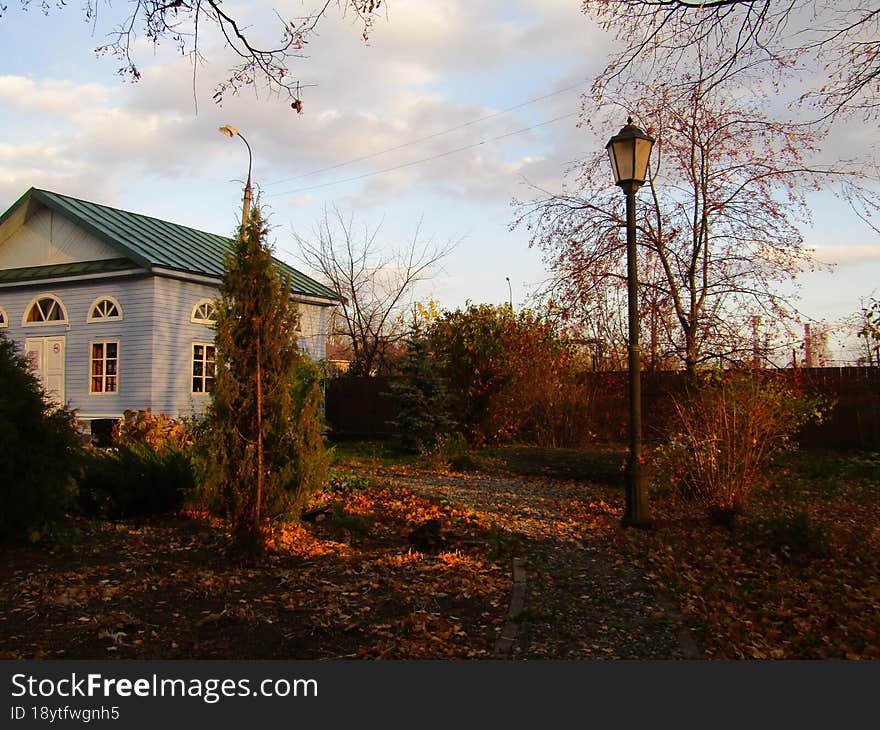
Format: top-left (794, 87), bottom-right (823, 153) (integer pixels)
top-left (607, 145), bottom-right (620, 184)
top-left (633, 137), bottom-right (653, 183)
top-left (612, 139), bottom-right (635, 183)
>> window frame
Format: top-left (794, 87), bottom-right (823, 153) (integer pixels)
top-left (22, 294), bottom-right (68, 327)
top-left (87, 296), bottom-right (124, 323)
top-left (191, 341), bottom-right (216, 395)
top-left (191, 299), bottom-right (218, 325)
top-left (89, 339), bottom-right (120, 395)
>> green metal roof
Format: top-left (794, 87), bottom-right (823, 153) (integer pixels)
top-left (0, 188), bottom-right (339, 301)
top-left (0, 258), bottom-right (135, 284)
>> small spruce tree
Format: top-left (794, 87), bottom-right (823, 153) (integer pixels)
top-left (388, 325), bottom-right (455, 452)
top-left (207, 207), bottom-right (327, 555)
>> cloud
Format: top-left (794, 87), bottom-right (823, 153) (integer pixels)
top-left (0, 76), bottom-right (110, 114)
top-left (811, 244), bottom-right (880, 265)
top-left (0, 0), bottom-right (607, 210)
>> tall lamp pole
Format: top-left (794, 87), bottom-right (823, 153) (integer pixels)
top-left (606, 117), bottom-right (655, 528)
top-left (218, 123), bottom-right (262, 540)
top-left (219, 124), bottom-right (253, 227)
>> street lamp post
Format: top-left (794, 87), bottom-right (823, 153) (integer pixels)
top-left (218, 123), bottom-right (262, 537)
top-left (606, 117), bottom-right (655, 528)
top-left (219, 124), bottom-right (253, 227)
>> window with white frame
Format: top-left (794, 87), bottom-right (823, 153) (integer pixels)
top-left (23, 295), bottom-right (67, 325)
top-left (0, 306), bottom-right (7, 328)
top-left (90, 341), bottom-right (119, 393)
top-left (192, 343), bottom-right (216, 393)
top-left (191, 299), bottom-right (218, 324)
top-left (88, 296), bottom-right (123, 322)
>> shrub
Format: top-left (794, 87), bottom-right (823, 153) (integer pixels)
top-left (287, 356), bottom-right (333, 501)
top-left (426, 304), bottom-right (592, 446)
top-left (759, 511), bottom-right (831, 558)
top-left (77, 409), bottom-right (198, 518)
top-left (77, 442), bottom-right (194, 518)
top-left (114, 408), bottom-right (192, 453)
top-left (0, 332), bottom-right (80, 543)
top-left (419, 432), bottom-right (469, 470)
top-left (652, 370), bottom-right (829, 517)
top-left (326, 471), bottom-right (376, 497)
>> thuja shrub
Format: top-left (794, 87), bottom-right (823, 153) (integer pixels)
top-left (652, 370), bottom-right (829, 519)
top-left (0, 332), bottom-right (81, 543)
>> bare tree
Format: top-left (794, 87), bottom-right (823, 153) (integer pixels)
top-left (516, 65), bottom-right (855, 374)
top-left (294, 205), bottom-right (456, 376)
top-left (581, 0), bottom-right (880, 122)
top-left (857, 295), bottom-right (880, 366)
top-left (2, 1), bottom-right (383, 104)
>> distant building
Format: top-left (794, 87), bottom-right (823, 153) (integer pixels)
top-left (0, 188), bottom-right (338, 434)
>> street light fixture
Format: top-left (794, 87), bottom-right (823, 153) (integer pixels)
top-left (219, 124), bottom-right (253, 227)
top-left (606, 117), bottom-right (655, 527)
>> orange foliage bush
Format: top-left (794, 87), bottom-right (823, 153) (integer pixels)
top-left (427, 304), bottom-right (598, 447)
top-left (113, 408), bottom-right (192, 453)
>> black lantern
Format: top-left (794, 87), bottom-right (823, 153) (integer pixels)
top-left (606, 117), bottom-right (655, 190)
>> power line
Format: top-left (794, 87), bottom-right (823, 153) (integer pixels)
top-left (266, 112), bottom-right (578, 198)
top-left (264, 79), bottom-right (589, 186)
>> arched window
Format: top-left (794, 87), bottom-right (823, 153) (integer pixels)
top-left (191, 299), bottom-right (217, 324)
top-left (88, 296), bottom-right (123, 322)
top-left (23, 294), bottom-right (68, 326)
top-left (0, 306), bottom-right (7, 328)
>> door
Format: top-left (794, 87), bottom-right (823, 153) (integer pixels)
top-left (24, 336), bottom-right (66, 406)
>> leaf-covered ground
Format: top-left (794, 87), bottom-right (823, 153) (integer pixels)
top-left (620, 450), bottom-right (880, 659)
top-left (0, 484), bottom-right (508, 659)
top-left (1, 446), bottom-right (876, 660)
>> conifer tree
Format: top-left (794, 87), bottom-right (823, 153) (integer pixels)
top-left (208, 207), bottom-right (327, 555)
top-left (389, 325), bottom-right (454, 453)
top-left (0, 332), bottom-right (80, 543)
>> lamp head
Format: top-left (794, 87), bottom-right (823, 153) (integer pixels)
top-left (606, 117), bottom-right (655, 189)
top-left (218, 124), bottom-right (240, 138)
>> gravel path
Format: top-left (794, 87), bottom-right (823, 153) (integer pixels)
top-left (390, 471), bottom-right (702, 660)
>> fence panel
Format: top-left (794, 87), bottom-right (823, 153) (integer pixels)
top-left (324, 368), bottom-right (880, 450)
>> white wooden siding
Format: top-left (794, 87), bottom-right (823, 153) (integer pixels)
top-left (150, 278), bottom-right (333, 419)
top-left (149, 277), bottom-right (219, 419)
top-left (0, 277), bottom-right (155, 419)
top-left (0, 273), bottom-right (334, 423)
top-left (0, 208), bottom-right (120, 269)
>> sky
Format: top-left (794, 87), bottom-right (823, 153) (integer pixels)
top-left (0, 0), bottom-right (878, 363)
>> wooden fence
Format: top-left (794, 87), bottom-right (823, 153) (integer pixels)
top-left (325, 367), bottom-right (880, 450)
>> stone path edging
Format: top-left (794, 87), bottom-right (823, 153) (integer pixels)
top-left (492, 557), bottom-right (526, 658)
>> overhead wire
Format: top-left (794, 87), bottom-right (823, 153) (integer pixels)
top-left (267, 111), bottom-right (579, 198)
top-left (263, 78), bottom-right (589, 187)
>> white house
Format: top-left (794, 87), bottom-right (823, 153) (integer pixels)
top-left (0, 187), bottom-right (338, 435)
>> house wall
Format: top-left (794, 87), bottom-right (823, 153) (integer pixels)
top-left (0, 273), bottom-right (335, 425)
top-left (0, 276), bottom-right (155, 420)
top-left (150, 276), bottom-right (334, 420)
top-left (297, 300), bottom-right (331, 363)
top-left (149, 277), bottom-right (218, 419)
